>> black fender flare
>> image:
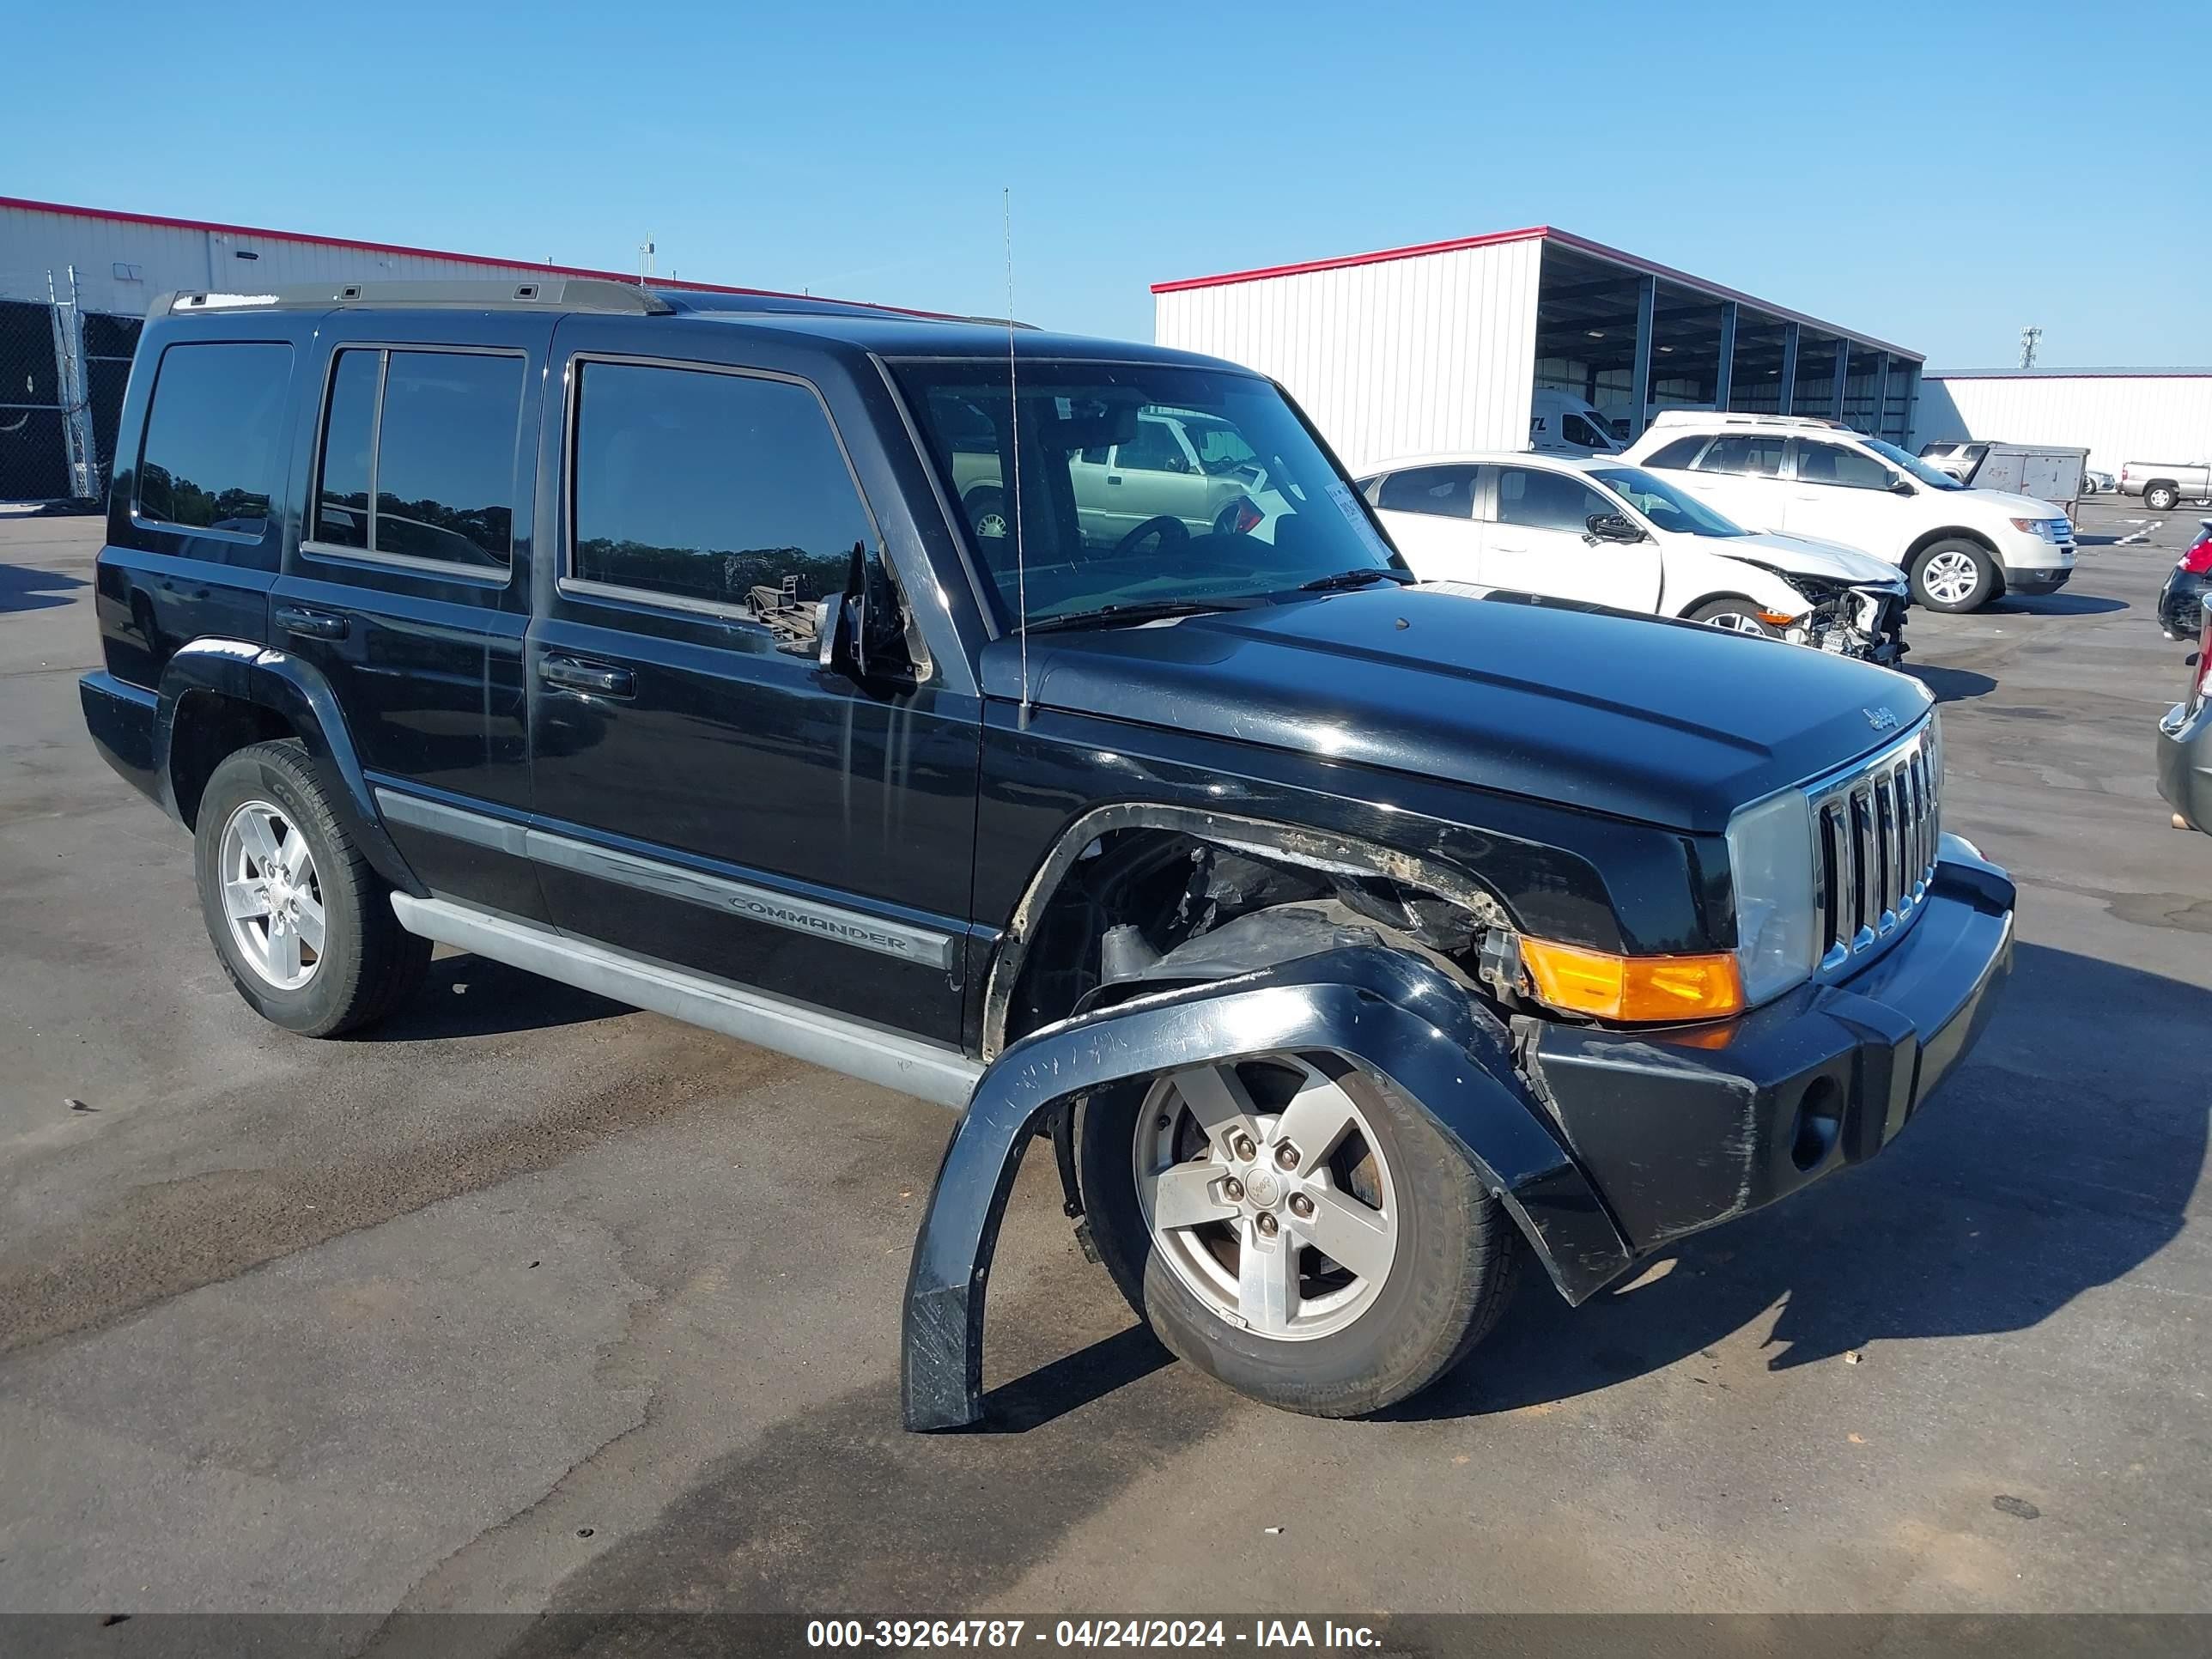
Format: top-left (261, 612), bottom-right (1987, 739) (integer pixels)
top-left (901, 943), bottom-right (1635, 1431)
top-left (153, 638), bottom-right (425, 897)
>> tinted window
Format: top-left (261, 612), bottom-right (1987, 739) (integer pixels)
top-left (1115, 418), bottom-right (1186, 473)
top-left (1560, 412), bottom-right (1610, 451)
top-left (1794, 441), bottom-right (1893, 490)
top-left (572, 362), bottom-right (874, 611)
top-left (314, 349), bottom-right (378, 550)
top-left (376, 352), bottom-right (521, 564)
top-left (1697, 434), bottom-right (1787, 477)
top-left (310, 348), bottom-right (522, 566)
top-left (1495, 466), bottom-right (1613, 534)
top-left (137, 343), bottom-right (291, 532)
top-left (1642, 435), bottom-right (1706, 470)
top-left (1377, 465), bottom-right (1475, 518)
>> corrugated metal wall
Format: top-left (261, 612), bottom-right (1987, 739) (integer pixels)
top-left (1913, 375), bottom-right (2212, 474)
top-left (0, 200), bottom-right (580, 319)
top-left (1153, 238), bottom-right (1541, 471)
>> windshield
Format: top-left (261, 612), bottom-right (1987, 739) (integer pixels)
top-left (1866, 437), bottom-right (1965, 491)
top-left (1589, 465), bottom-right (1747, 538)
top-left (894, 360), bottom-right (1402, 629)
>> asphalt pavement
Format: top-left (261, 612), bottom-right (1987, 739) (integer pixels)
top-left (0, 500), bottom-right (2205, 1638)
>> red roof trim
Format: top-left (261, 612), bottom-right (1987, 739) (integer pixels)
top-left (1148, 227), bottom-right (1550, 294)
top-left (1150, 223), bottom-right (1923, 362)
top-left (0, 194), bottom-right (957, 319)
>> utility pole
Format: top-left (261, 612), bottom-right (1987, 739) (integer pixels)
top-left (2019, 325), bottom-right (2042, 370)
top-left (638, 240), bottom-right (656, 287)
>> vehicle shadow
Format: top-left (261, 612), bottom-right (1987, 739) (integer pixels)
top-left (368, 951), bottom-right (631, 1040)
top-left (1907, 665), bottom-right (1997, 703)
top-left (1389, 940), bottom-right (2207, 1420)
top-left (1985, 592), bottom-right (2128, 616)
top-left (0, 561), bottom-right (88, 615)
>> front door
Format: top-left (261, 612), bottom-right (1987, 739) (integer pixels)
top-left (526, 327), bottom-right (980, 1045)
top-left (1481, 464), bottom-right (1662, 611)
top-left (1782, 438), bottom-right (1916, 561)
top-left (273, 317), bottom-right (550, 921)
top-left (1082, 414), bottom-right (1213, 544)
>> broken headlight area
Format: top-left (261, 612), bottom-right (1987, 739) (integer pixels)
top-left (1782, 581), bottom-right (1910, 665)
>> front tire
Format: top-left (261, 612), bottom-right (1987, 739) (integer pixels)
top-left (1911, 539), bottom-right (1997, 611)
top-left (1079, 1052), bottom-right (1520, 1417)
top-left (193, 739), bottom-right (430, 1037)
top-left (964, 487), bottom-right (1008, 541)
top-left (1686, 597), bottom-right (1782, 637)
top-left (2145, 483), bottom-right (2180, 513)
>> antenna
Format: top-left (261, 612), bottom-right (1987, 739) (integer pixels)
top-left (2019, 325), bottom-right (2042, 370)
top-left (1005, 187), bottom-right (1030, 730)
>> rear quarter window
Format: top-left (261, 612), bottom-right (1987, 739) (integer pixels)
top-left (136, 342), bottom-right (293, 545)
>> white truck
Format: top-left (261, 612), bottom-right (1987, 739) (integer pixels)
top-left (2118, 461), bottom-right (2212, 514)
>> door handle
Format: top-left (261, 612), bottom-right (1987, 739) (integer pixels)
top-left (274, 605), bottom-right (349, 641)
top-left (539, 655), bottom-right (635, 699)
top-left (1106, 475), bottom-right (1123, 485)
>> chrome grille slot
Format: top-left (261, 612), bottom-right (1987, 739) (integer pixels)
top-left (1807, 720), bottom-right (1942, 975)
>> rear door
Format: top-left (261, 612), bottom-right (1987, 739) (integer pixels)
top-left (1371, 464), bottom-right (1480, 580)
top-left (525, 322), bottom-right (980, 1044)
top-left (1483, 465), bottom-right (1662, 610)
top-left (1675, 431), bottom-right (1792, 531)
top-left (274, 314), bottom-right (550, 920)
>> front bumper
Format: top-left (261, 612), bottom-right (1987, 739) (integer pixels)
top-left (2158, 698), bottom-right (2212, 833)
top-left (2004, 562), bottom-right (2074, 596)
top-left (1527, 838), bottom-right (2014, 1254)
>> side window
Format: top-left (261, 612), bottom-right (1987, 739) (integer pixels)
top-left (310, 347), bottom-right (523, 568)
top-left (1376, 465), bottom-right (1474, 518)
top-left (1641, 435), bottom-right (1706, 470)
top-left (137, 342), bottom-right (292, 535)
top-left (1495, 467), bottom-right (1613, 535)
top-left (1560, 413), bottom-right (1608, 451)
top-left (1697, 434), bottom-right (1787, 477)
top-left (1114, 418), bottom-right (1186, 474)
top-left (1794, 441), bottom-right (1893, 490)
top-left (570, 361), bottom-right (875, 614)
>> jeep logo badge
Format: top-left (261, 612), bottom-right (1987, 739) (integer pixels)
top-left (1863, 706), bottom-right (1899, 732)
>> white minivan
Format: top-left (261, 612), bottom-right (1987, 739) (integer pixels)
top-left (1620, 413), bottom-right (2076, 612)
top-left (1354, 451), bottom-right (1911, 664)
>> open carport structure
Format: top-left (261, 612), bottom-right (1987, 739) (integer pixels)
top-left (1152, 227), bottom-right (1923, 468)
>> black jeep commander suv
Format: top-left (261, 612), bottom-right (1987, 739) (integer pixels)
top-left (81, 280), bottom-right (2014, 1428)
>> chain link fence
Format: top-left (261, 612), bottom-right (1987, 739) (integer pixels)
top-left (0, 284), bottom-right (144, 505)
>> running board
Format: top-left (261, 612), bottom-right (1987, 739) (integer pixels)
top-left (389, 894), bottom-right (983, 1109)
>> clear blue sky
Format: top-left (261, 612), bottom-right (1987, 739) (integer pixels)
top-left (15, 1), bottom-right (2209, 368)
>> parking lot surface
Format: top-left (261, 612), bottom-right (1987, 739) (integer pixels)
top-left (1, 501), bottom-right (2206, 1633)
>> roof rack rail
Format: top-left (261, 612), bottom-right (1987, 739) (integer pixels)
top-left (163, 278), bottom-right (678, 317)
top-left (1647, 410), bottom-right (1852, 431)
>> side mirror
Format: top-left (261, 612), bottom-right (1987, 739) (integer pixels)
top-left (816, 591), bottom-right (852, 672)
top-left (1585, 513), bottom-right (1645, 544)
top-left (817, 543), bottom-right (914, 684)
top-left (1888, 476), bottom-right (1917, 496)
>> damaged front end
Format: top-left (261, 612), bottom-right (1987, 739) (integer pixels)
top-left (1782, 579), bottom-right (1911, 666)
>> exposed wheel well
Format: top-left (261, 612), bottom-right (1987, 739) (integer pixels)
top-left (989, 819), bottom-right (1519, 1057)
top-left (169, 690), bottom-right (297, 830)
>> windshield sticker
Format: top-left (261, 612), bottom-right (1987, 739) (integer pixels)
top-left (1326, 481), bottom-right (1395, 564)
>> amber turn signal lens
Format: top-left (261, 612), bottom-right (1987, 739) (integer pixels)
top-left (1518, 938), bottom-right (1745, 1023)
top-left (1755, 609), bottom-right (1798, 626)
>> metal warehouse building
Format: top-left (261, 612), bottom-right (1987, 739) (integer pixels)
top-left (0, 196), bottom-right (792, 503)
top-left (1912, 369), bottom-right (2212, 476)
top-left (1152, 227), bottom-right (1924, 471)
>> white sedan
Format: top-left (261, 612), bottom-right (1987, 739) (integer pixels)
top-left (1353, 451), bottom-right (1911, 664)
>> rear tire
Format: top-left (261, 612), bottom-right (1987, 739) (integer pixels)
top-left (2145, 483), bottom-right (2180, 513)
top-left (1911, 539), bottom-right (1997, 612)
top-left (193, 739), bottom-right (430, 1037)
top-left (1079, 1051), bottom-right (1520, 1418)
top-left (964, 487), bottom-right (1008, 541)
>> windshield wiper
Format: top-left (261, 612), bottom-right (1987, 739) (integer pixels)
top-left (1024, 597), bottom-right (1268, 633)
top-left (1297, 567), bottom-right (1412, 592)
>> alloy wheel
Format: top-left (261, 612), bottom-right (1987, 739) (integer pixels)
top-left (1923, 549), bottom-right (1981, 606)
top-left (217, 799), bottom-right (325, 990)
top-left (1133, 1056), bottom-right (1398, 1341)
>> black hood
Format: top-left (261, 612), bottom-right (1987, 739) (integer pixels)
top-left (980, 586), bottom-right (1932, 833)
